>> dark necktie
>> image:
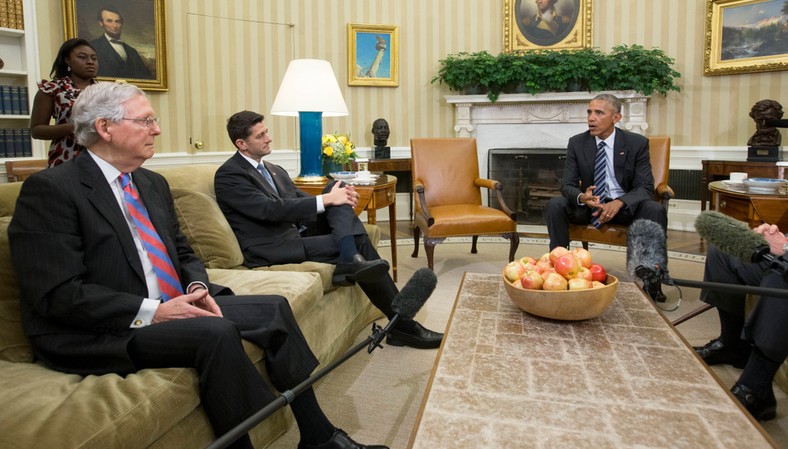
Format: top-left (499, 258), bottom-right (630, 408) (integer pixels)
top-left (591, 141), bottom-right (608, 228)
top-left (110, 39), bottom-right (123, 45)
top-left (120, 173), bottom-right (183, 301)
top-left (257, 163), bottom-right (278, 195)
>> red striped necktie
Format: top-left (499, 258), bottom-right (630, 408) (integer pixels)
top-left (120, 173), bottom-right (183, 301)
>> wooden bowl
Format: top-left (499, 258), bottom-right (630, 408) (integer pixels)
top-left (502, 273), bottom-right (618, 321)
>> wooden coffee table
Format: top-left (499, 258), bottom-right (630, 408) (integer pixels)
top-left (408, 273), bottom-right (776, 448)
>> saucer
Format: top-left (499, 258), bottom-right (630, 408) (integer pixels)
top-left (329, 171), bottom-right (356, 180)
top-left (722, 180), bottom-right (745, 189)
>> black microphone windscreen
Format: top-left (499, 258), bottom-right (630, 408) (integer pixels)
top-left (695, 211), bottom-right (768, 262)
top-left (392, 268), bottom-right (436, 319)
top-left (626, 219), bottom-right (668, 277)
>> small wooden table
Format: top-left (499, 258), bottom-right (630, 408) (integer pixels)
top-left (293, 174), bottom-right (399, 282)
top-left (408, 273), bottom-right (776, 448)
top-left (701, 160), bottom-right (779, 212)
top-left (709, 180), bottom-right (788, 229)
top-left (354, 158), bottom-right (413, 219)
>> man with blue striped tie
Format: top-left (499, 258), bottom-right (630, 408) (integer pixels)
top-left (8, 83), bottom-right (387, 449)
top-left (545, 93), bottom-right (667, 250)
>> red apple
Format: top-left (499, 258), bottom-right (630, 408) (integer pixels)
top-left (572, 248), bottom-right (593, 268)
top-left (589, 264), bottom-right (607, 283)
top-left (504, 261), bottom-right (526, 283)
top-left (554, 254), bottom-right (580, 279)
top-left (549, 246), bottom-right (570, 265)
top-left (543, 272), bottom-right (568, 290)
top-left (520, 270), bottom-right (544, 290)
top-left (576, 267), bottom-right (593, 282)
top-left (522, 262), bottom-right (544, 274)
top-left (568, 278), bottom-right (592, 290)
top-left (591, 281), bottom-right (606, 289)
top-left (519, 256), bottom-right (537, 266)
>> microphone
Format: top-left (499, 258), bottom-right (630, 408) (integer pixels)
top-left (694, 211), bottom-right (771, 263)
top-left (368, 267), bottom-right (437, 352)
top-left (626, 219), bottom-right (670, 302)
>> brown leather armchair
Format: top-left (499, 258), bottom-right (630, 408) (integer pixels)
top-left (568, 136), bottom-right (674, 249)
top-left (410, 138), bottom-right (519, 270)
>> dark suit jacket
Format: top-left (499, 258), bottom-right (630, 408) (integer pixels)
top-left (215, 152), bottom-right (320, 266)
top-left (91, 36), bottom-right (153, 80)
top-left (560, 128), bottom-right (655, 212)
top-left (8, 154), bottom-right (221, 375)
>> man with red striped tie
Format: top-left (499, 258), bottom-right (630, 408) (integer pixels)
top-left (9, 83), bottom-right (387, 449)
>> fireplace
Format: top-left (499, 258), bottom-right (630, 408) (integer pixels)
top-left (488, 148), bottom-right (565, 225)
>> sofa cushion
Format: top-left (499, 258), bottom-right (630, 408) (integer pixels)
top-left (0, 217), bottom-right (32, 363)
top-left (170, 188), bottom-right (245, 269)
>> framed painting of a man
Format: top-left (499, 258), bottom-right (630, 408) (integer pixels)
top-left (704, 0), bottom-right (788, 76)
top-left (504, 0), bottom-right (592, 51)
top-left (347, 23), bottom-right (399, 87)
top-left (62, 0), bottom-right (168, 91)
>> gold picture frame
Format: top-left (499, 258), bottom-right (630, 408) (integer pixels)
top-left (62, 0), bottom-right (168, 91)
top-left (347, 23), bottom-right (399, 87)
top-left (704, 0), bottom-right (788, 76)
top-left (504, 0), bottom-right (592, 51)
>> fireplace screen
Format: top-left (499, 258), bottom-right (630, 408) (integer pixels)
top-left (488, 148), bottom-right (566, 225)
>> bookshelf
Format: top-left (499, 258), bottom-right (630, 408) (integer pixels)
top-left (0, 0), bottom-right (42, 160)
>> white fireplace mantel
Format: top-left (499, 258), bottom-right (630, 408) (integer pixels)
top-left (446, 90), bottom-right (651, 137)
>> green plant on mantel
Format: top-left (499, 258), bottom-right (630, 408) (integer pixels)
top-left (431, 44), bottom-right (681, 102)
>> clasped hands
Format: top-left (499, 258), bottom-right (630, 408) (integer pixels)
top-left (753, 223), bottom-right (787, 256)
top-left (152, 287), bottom-right (223, 323)
top-left (324, 181), bottom-right (359, 208)
top-left (580, 185), bottom-right (623, 225)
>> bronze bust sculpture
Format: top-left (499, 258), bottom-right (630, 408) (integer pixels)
top-left (747, 99), bottom-right (783, 147)
top-left (372, 118), bottom-right (390, 159)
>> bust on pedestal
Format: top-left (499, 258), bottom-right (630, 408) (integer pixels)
top-left (747, 99), bottom-right (784, 162)
top-left (372, 118), bottom-right (390, 159)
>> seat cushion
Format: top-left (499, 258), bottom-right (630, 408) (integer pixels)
top-left (170, 188), bottom-right (245, 269)
top-left (417, 205), bottom-right (516, 237)
top-left (0, 217), bottom-right (32, 363)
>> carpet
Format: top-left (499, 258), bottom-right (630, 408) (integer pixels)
top-left (265, 240), bottom-right (788, 449)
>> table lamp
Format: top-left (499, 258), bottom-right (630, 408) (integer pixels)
top-left (270, 59), bottom-right (349, 182)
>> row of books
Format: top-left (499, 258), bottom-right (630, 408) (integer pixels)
top-left (0, 0), bottom-right (24, 30)
top-left (0, 85), bottom-right (28, 115)
top-left (0, 128), bottom-right (32, 157)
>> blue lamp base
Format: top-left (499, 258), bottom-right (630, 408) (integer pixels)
top-left (295, 111), bottom-right (328, 183)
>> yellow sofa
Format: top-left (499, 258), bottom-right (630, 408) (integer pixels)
top-left (0, 164), bottom-right (383, 448)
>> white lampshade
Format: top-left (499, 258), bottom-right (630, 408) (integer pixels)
top-left (270, 59), bottom-right (349, 117)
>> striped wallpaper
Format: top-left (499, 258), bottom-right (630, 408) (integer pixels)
top-left (35, 0), bottom-right (786, 154)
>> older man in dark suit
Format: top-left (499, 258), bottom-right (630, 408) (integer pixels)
top-left (8, 83), bottom-right (386, 449)
top-left (214, 110), bottom-right (443, 350)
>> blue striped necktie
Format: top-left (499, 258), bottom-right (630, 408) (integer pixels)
top-left (120, 173), bottom-right (184, 301)
top-left (257, 163), bottom-right (278, 195)
top-left (591, 141), bottom-right (608, 229)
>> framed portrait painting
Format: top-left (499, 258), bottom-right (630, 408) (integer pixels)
top-left (62, 0), bottom-right (168, 90)
top-left (704, 0), bottom-right (788, 76)
top-left (504, 0), bottom-right (592, 51)
top-left (347, 23), bottom-right (399, 87)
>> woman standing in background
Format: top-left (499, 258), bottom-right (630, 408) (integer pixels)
top-left (30, 38), bottom-right (98, 167)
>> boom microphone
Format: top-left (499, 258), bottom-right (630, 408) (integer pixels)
top-left (694, 211), bottom-right (771, 263)
top-left (368, 267), bottom-right (437, 352)
top-left (626, 219), bottom-right (670, 302)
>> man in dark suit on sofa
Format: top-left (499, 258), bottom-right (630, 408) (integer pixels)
top-left (214, 110), bottom-right (443, 350)
top-left (8, 83), bottom-right (386, 449)
top-left (90, 7), bottom-right (153, 80)
top-left (544, 93), bottom-right (667, 250)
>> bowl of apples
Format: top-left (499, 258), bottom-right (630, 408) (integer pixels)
top-left (502, 246), bottom-right (618, 321)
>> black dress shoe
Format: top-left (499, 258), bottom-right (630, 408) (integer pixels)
top-left (333, 254), bottom-right (390, 286)
top-left (387, 321), bottom-right (443, 349)
top-left (693, 338), bottom-right (751, 369)
top-left (297, 428), bottom-right (389, 449)
top-left (731, 383), bottom-right (777, 421)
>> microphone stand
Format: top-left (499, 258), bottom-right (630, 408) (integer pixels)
top-left (205, 322), bottom-right (387, 449)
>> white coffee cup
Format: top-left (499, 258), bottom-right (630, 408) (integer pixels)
top-left (356, 170), bottom-right (372, 180)
top-left (729, 172), bottom-right (747, 183)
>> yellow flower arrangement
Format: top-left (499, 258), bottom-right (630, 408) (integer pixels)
top-left (322, 131), bottom-right (357, 166)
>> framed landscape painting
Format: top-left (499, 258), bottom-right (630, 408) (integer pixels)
top-left (704, 0), bottom-right (788, 76)
top-left (62, 0), bottom-right (168, 90)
